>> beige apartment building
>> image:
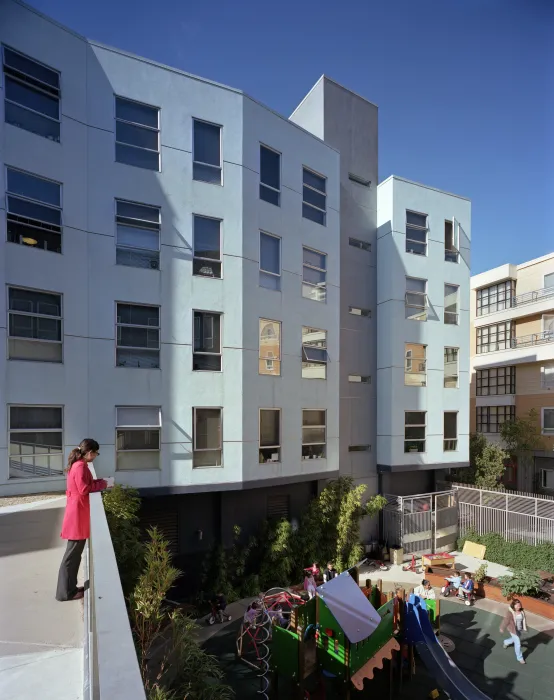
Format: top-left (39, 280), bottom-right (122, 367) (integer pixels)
top-left (470, 253), bottom-right (554, 494)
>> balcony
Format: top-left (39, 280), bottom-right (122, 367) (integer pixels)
top-left (476, 285), bottom-right (554, 322)
top-left (512, 330), bottom-right (554, 349)
top-left (512, 285), bottom-right (554, 308)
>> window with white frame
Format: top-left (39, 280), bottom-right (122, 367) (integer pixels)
top-left (302, 247), bottom-right (327, 302)
top-left (193, 119), bottom-right (222, 184)
top-left (116, 303), bottom-right (160, 368)
top-left (349, 237), bottom-right (370, 251)
top-left (6, 167), bottom-right (62, 253)
top-left (541, 469), bottom-right (554, 490)
top-left (444, 412), bottom-right (458, 451)
top-left (259, 319), bottom-right (281, 376)
top-left (542, 408), bottom-right (554, 436)
top-left (193, 215), bottom-right (221, 278)
top-left (259, 232), bottom-right (281, 290)
top-left (444, 347), bottom-right (459, 388)
top-left (116, 407), bottom-right (161, 471)
top-left (115, 97), bottom-right (160, 171)
top-left (8, 286), bottom-right (62, 362)
top-left (545, 273), bottom-right (554, 289)
top-left (116, 199), bottom-right (160, 269)
top-left (9, 405), bottom-right (63, 478)
top-left (302, 327), bottom-right (329, 379)
top-left (444, 220), bottom-right (459, 263)
top-left (302, 410), bottom-right (326, 459)
top-left (260, 145), bottom-right (280, 206)
top-left (302, 168), bottom-right (326, 225)
top-left (3, 46), bottom-right (60, 142)
top-left (193, 407), bottom-right (222, 467)
top-left (405, 344), bottom-right (426, 386)
top-left (405, 277), bottom-right (427, 321)
top-left (543, 314), bottom-right (554, 335)
top-left (404, 411), bottom-right (426, 453)
top-left (405, 211), bottom-right (427, 255)
top-left (541, 364), bottom-right (554, 389)
top-left (444, 284), bottom-right (459, 324)
top-left (259, 409), bottom-right (281, 463)
top-left (193, 311), bottom-right (222, 371)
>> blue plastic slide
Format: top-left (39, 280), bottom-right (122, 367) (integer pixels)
top-left (405, 595), bottom-right (491, 700)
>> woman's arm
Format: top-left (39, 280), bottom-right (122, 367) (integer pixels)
top-left (499, 611), bottom-right (510, 633)
top-left (74, 463), bottom-right (107, 495)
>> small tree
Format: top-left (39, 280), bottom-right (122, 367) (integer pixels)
top-left (501, 409), bottom-right (545, 453)
top-left (474, 441), bottom-right (509, 490)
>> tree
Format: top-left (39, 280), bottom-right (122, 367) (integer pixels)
top-left (473, 441), bottom-right (509, 490)
top-left (500, 409), bottom-right (545, 454)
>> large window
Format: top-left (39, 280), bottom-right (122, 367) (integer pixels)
top-left (405, 344), bottom-right (426, 386)
top-left (302, 168), bottom-right (326, 225)
top-left (541, 364), bottom-right (554, 389)
top-left (116, 303), bottom-right (160, 368)
top-left (193, 119), bottom-right (222, 184)
top-left (259, 319), bottom-right (281, 376)
top-left (259, 232), bottom-right (281, 290)
top-left (115, 97), bottom-right (160, 171)
top-left (405, 277), bottom-right (427, 321)
top-left (476, 280), bottom-right (515, 316)
top-left (6, 167), bottom-right (62, 253)
top-left (3, 47), bottom-right (60, 142)
top-left (8, 286), bottom-right (62, 362)
top-left (476, 366), bottom-right (516, 396)
top-left (405, 211), bottom-right (427, 256)
top-left (302, 410), bottom-right (326, 460)
top-left (302, 327), bottom-right (329, 379)
top-left (116, 407), bottom-right (161, 471)
top-left (444, 220), bottom-right (459, 263)
top-left (9, 405), bottom-right (63, 478)
top-left (116, 200), bottom-right (160, 269)
top-left (476, 405), bottom-right (515, 433)
top-left (444, 284), bottom-right (459, 325)
top-left (542, 408), bottom-right (554, 436)
top-left (193, 311), bottom-right (222, 371)
top-left (545, 273), bottom-right (554, 289)
top-left (302, 247), bottom-right (327, 302)
top-left (405, 411), bottom-right (426, 453)
top-left (260, 145), bottom-right (280, 206)
top-left (193, 215), bottom-right (221, 278)
top-left (193, 408), bottom-right (222, 467)
top-left (259, 409), bottom-right (281, 463)
top-left (444, 412), bottom-right (458, 451)
top-left (444, 347), bottom-right (459, 388)
top-left (476, 322), bottom-right (513, 354)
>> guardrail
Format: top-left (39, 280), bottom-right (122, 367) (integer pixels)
top-left (511, 330), bottom-right (554, 348)
top-left (512, 285), bottom-right (554, 308)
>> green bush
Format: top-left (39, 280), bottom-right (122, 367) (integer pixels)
top-left (497, 569), bottom-right (542, 598)
top-left (458, 528), bottom-right (554, 573)
top-left (473, 563), bottom-right (488, 584)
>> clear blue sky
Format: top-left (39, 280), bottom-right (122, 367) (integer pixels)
top-left (28, 0), bottom-right (553, 275)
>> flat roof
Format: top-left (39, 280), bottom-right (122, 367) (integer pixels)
top-left (378, 174), bottom-right (470, 202)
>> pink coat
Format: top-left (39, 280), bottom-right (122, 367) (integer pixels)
top-left (60, 460), bottom-right (107, 540)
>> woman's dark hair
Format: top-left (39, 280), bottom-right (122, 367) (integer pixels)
top-left (66, 439), bottom-right (99, 472)
top-left (510, 599), bottom-right (524, 611)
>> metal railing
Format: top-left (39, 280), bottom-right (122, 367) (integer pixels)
top-left (512, 285), bottom-right (554, 308)
top-left (511, 330), bottom-right (554, 348)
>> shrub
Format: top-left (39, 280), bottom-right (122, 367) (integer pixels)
top-left (473, 563), bottom-right (488, 584)
top-left (498, 569), bottom-right (542, 598)
top-left (458, 528), bottom-right (554, 574)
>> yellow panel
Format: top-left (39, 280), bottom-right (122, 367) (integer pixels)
top-left (462, 541), bottom-right (486, 559)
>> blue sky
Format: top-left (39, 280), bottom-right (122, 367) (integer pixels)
top-left (28, 0), bottom-right (553, 275)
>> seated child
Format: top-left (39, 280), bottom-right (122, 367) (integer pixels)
top-left (459, 572), bottom-right (474, 599)
top-left (445, 570), bottom-right (462, 590)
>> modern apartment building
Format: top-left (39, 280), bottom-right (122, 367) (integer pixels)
top-left (470, 253), bottom-right (554, 493)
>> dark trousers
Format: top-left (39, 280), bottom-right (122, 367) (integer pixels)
top-left (56, 539), bottom-right (86, 601)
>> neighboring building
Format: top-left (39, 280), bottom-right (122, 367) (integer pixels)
top-left (470, 253), bottom-right (554, 493)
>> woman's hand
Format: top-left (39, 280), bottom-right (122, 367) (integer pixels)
top-left (105, 477), bottom-right (115, 488)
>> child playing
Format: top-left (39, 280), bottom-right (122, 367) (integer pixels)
top-left (443, 570), bottom-right (462, 593)
top-left (458, 572), bottom-right (474, 601)
top-left (244, 601), bottom-right (260, 627)
top-left (304, 572), bottom-right (317, 599)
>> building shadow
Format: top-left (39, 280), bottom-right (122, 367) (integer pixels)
top-left (0, 502), bottom-right (64, 557)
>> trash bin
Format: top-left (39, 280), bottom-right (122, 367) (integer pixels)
top-left (391, 547), bottom-right (404, 566)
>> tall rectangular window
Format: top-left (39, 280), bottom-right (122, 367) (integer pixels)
top-left (259, 319), bottom-right (281, 376)
top-left (476, 367), bottom-right (516, 396)
top-left (193, 215), bottom-right (221, 278)
top-left (115, 97), bottom-right (160, 171)
top-left (476, 280), bottom-right (515, 316)
top-left (302, 168), bottom-right (326, 225)
top-left (116, 200), bottom-right (160, 269)
top-left (193, 311), bottom-right (222, 371)
top-left (444, 220), bottom-right (459, 263)
top-left (476, 322), bottom-right (513, 354)
top-left (406, 211), bottom-right (427, 255)
top-left (6, 167), bottom-right (62, 253)
top-left (260, 145), bottom-right (281, 206)
top-left (545, 273), bottom-right (554, 289)
top-left (9, 405), bottom-right (63, 478)
top-left (405, 411), bottom-right (426, 453)
top-left (405, 344), bottom-right (426, 386)
top-left (193, 119), bottom-right (222, 184)
top-left (302, 410), bottom-right (326, 460)
top-left (444, 412), bottom-right (458, 451)
top-left (193, 408), bottom-right (222, 467)
top-left (444, 347), bottom-right (459, 388)
top-left (405, 277), bottom-right (427, 321)
top-left (116, 303), bottom-right (160, 368)
top-left (116, 407), bottom-right (161, 471)
top-left (3, 47), bottom-right (60, 142)
top-left (541, 408), bottom-right (554, 436)
top-left (259, 232), bottom-right (281, 290)
top-left (302, 327), bottom-right (329, 379)
top-left (302, 247), bottom-right (327, 302)
top-left (476, 405), bottom-right (515, 433)
top-left (541, 364), bottom-right (554, 389)
top-left (259, 409), bottom-right (281, 463)
top-left (8, 286), bottom-right (62, 362)
top-left (444, 284), bottom-right (459, 324)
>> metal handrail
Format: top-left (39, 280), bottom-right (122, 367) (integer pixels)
top-left (512, 285), bottom-right (554, 307)
top-left (511, 330), bottom-right (554, 348)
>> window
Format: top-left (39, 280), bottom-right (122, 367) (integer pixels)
top-left (406, 211), bottom-right (427, 255)
top-left (193, 311), bottom-right (222, 371)
top-left (542, 408), bottom-right (554, 435)
top-left (260, 145), bottom-right (280, 205)
top-left (116, 303), bottom-right (160, 368)
top-left (115, 200), bottom-right (160, 269)
top-left (405, 411), bottom-right (426, 453)
top-left (444, 412), bottom-right (458, 451)
top-left (259, 232), bottom-right (281, 290)
top-left (405, 344), bottom-right (426, 386)
top-left (476, 366), bottom-right (516, 396)
top-left (302, 410), bottom-right (326, 459)
top-left (9, 405), bottom-right (63, 478)
top-left (116, 407), bottom-right (161, 471)
top-left (545, 273), bottom-right (554, 289)
top-left (193, 119), bottom-right (222, 184)
top-left (8, 286), bottom-right (62, 362)
top-left (267, 495), bottom-right (290, 520)
top-left (193, 408), bottom-right (222, 467)
top-left (348, 375), bottom-right (371, 383)
top-left (302, 327), bottom-right (329, 379)
top-left (444, 347), bottom-right (459, 388)
top-left (302, 247), bottom-right (327, 302)
top-left (349, 306), bottom-right (371, 317)
top-left (259, 409), bottom-right (281, 463)
top-left (444, 220), bottom-right (459, 263)
top-left (6, 167), bottom-right (62, 253)
top-left (3, 47), bottom-right (60, 142)
top-left (405, 277), bottom-right (427, 321)
top-left (476, 405), bottom-right (515, 433)
top-left (543, 314), bottom-right (554, 335)
top-left (444, 284), bottom-right (459, 324)
top-left (541, 364), bottom-right (554, 389)
top-left (193, 215), bottom-right (221, 278)
top-left (476, 322), bottom-right (513, 354)
top-left (541, 469), bottom-right (554, 490)
top-left (302, 168), bottom-right (326, 225)
top-left (348, 173), bottom-right (371, 187)
top-left (259, 320), bottom-right (281, 376)
top-left (348, 445), bottom-right (371, 452)
top-left (476, 280), bottom-right (515, 316)
top-left (349, 237), bottom-right (371, 251)
top-left (115, 96), bottom-right (160, 171)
